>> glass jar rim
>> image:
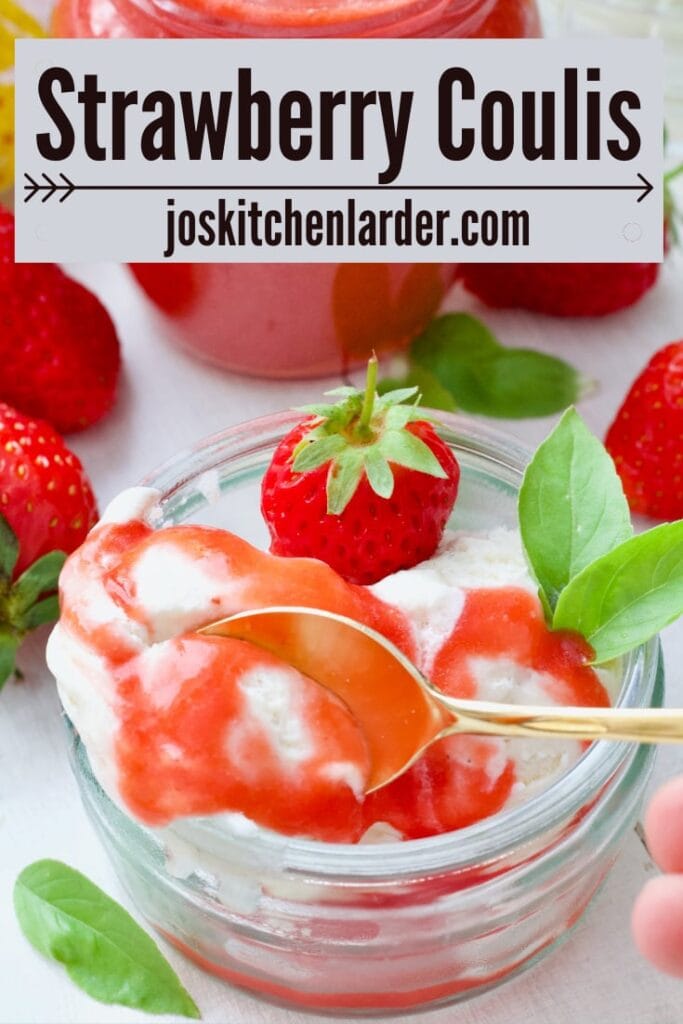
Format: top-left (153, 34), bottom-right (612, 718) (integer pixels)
top-left (124, 0), bottom-right (495, 36)
top-left (140, 408), bottom-right (660, 880)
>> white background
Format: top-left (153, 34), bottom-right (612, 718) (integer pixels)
top-left (2, 2), bottom-right (683, 1022)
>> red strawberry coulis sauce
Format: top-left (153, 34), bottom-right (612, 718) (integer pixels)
top-left (364, 588), bottom-right (608, 838)
top-left (51, 505), bottom-right (610, 844)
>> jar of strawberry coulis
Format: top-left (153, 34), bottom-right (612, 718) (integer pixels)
top-left (65, 411), bottom-right (660, 1014)
top-left (49, 0), bottom-right (541, 378)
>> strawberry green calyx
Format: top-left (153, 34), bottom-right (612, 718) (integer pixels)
top-left (292, 356), bottom-right (448, 515)
top-left (0, 514), bottom-right (65, 690)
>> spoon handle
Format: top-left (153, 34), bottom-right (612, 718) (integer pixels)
top-left (439, 697), bottom-right (683, 743)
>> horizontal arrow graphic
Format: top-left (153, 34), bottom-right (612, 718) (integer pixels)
top-left (24, 173), bottom-right (76, 204)
top-left (24, 172), bottom-right (654, 204)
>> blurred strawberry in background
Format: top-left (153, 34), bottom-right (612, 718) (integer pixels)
top-left (606, 340), bottom-right (683, 521)
top-left (457, 261), bottom-right (661, 318)
top-left (0, 401), bottom-right (98, 688)
top-left (457, 165), bottom-right (682, 319)
top-left (0, 206), bottom-right (121, 432)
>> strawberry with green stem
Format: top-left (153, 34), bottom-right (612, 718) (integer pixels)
top-left (0, 402), bottom-right (98, 688)
top-left (261, 356), bottom-right (460, 585)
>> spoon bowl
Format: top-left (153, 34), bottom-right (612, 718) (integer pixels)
top-left (200, 606), bottom-right (683, 792)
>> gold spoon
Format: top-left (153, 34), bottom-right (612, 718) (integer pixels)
top-left (199, 606), bottom-right (678, 793)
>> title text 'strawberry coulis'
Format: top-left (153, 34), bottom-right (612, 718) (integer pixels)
top-left (50, 0), bottom-right (540, 377)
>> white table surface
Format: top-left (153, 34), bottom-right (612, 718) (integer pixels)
top-left (0, 248), bottom-right (681, 1024)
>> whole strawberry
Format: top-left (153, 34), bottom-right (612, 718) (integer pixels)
top-left (605, 341), bottom-right (683, 520)
top-left (0, 206), bottom-right (120, 433)
top-left (261, 357), bottom-right (460, 585)
top-left (457, 261), bottom-right (659, 318)
top-left (0, 401), bottom-right (98, 688)
top-left (458, 165), bottom-right (681, 318)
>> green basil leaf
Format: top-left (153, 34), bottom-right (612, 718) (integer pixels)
top-left (411, 313), bottom-right (502, 370)
top-left (11, 551), bottom-right (67, 613)
top-left (519, 409), bottom-right (633, 611)
top-left (14, 860), bottom-right (200, 1019)
top-left (408, 313), bottom-right (584, 418)
top-left (447, 349), bottom-right (583, 419)
top-left (0, 512), bottom-right (19, 581)
top-left (553, 521), bottom-right (683, 663)
top-left (379, 366), bottom-right (457, 413)
top-left (408, 315), bottom-right (500, 410)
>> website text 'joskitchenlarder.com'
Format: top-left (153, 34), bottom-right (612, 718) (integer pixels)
top-left (162, 196), bottom-right (530, 257)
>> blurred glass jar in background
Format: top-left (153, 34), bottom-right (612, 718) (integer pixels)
top-left (543, 0), bottom-right (682, 154)
top-left (0, 0), bottom-right (46, 197)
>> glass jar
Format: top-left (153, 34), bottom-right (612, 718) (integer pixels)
top-left (65, 411), bottom-right (661, 1014)
top-left (545, 1), bottom-right (682, 153)
top-left (50, 0), bottom-right (540, 378)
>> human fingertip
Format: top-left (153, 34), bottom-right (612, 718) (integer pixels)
top-left (644, 776), bottom-right (683, 873)
top-left (632, 874), bottom-right (683, 978)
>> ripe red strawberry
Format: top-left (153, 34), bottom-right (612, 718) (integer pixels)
top-left (457, 261), bottom-right (660, 318)
top-left (0, 401), bottom-right (98, 688)
top-left (605, 341), bottom-right (683, 520)
top-left (261, 358), bottom-right (460, 585)
top-left (458, 165), bottom-right (681, 318)
top-left (0, 206), bottom-right (120, 433)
